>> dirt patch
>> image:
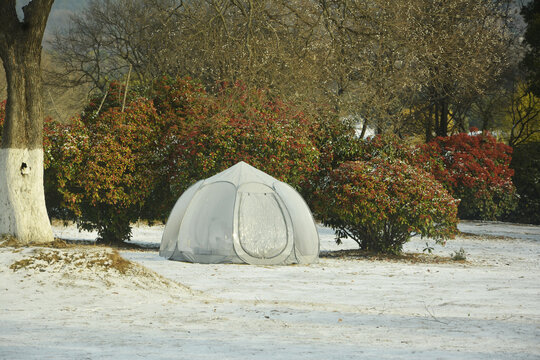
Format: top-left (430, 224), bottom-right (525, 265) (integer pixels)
top-left (457, 232), bottom-right (514, 241)
top-left (320, 249), bottom-right (467, 264)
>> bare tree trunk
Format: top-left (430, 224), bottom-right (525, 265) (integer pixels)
top-left (359, 119), bottom-right (368, 139)
top-left (440, 100), bottom-right (449, 137)
top-left (435, 99), bottom-right (449, 137)
top-left (425, 104), bottom-right (434, 142)
top-left (0, 0), bottom-right (54, 244)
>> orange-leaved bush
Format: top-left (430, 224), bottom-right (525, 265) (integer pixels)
top-left (312, 159), bottom-right (459, 254)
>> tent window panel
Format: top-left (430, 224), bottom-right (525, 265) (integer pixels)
top-left (238, 193), bottom-right (288, 259)
top-left (160, 181), bottom-right (203, 256)
top-left (179, 182), bottom-right (236, 256)
top-left (274, 182), bottom-right (319, 258)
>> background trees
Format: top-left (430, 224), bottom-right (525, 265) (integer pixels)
top-left (521, 0), bottom-right (540, 97)
top-left (49, 0), bottom-right (516, 140)
top-left (48, 0), bottom-right (322, 101)
top-left (1, 0), bottom-right (537, 248)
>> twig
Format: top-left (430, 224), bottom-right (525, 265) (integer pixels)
top-left (95, 86), bottom-right (109, 117)
top-left (47, 89), bottom-right (62, 121)
top-left (424, 303), bottom-right (449, 325)
top-left (121, 64), bottom-right (132, 113)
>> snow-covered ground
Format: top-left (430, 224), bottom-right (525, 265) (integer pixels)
top-left (1, 221), bottom-right (539, 359)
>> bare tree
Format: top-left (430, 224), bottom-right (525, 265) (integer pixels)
top-left (49, 0), bottom-right (186, 93)
top-left (406, 0), bottom-right (515, 140)
top-left (317, 0), bottom-right (421, 134)
top-left (317, 0), bottom-right (516, 139)
top-left (0, 0), bottom-right (55, 244)
top-left (49, 0), bottom-right (325, 103)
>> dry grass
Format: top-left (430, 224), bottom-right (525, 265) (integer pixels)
top-left (0, 235), bottom-right (20, 248)
top-left (0, 236), bottom-right (72, 249)
top-left (457, 231), bottom-right (513, 241)
top-left (9, 247), bottom-right (133, 274)
top-left (320, 249), bottom-right (466, 264)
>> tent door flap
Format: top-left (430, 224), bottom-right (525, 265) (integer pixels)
top-left (233, 183), bottom-right (293, 265)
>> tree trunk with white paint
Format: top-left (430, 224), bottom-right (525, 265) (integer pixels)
top-left (0, 0), bottom-right (55, 244)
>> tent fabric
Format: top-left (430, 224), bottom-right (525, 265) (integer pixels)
top-left (160, 161), bottom-right (319, 265)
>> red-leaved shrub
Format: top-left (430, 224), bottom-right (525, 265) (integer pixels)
top-left (162, 80), bottom-right (320, 196)
top-left (418, 131), bottom-right (517, 220)
top-left (312, 159), bottom-right (459, 254)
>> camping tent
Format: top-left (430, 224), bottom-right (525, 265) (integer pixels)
top-left (159, 162), bottom-right (319, 265)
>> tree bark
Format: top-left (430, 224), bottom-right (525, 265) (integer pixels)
top-left (425, 104), bottom-right (434, 142)
top-left (0, 0), bottom-right (54, 244)
top-left (435, 99), bottom-right (449, 137)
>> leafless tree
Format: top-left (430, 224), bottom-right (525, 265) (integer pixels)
top-left (48, 0), bottom-right (323, 102)
top-left (49, 0), bottom-right (519, 141)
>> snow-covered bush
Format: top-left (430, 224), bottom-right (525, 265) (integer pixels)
top-left (313, 159), bottom-right (458, 254)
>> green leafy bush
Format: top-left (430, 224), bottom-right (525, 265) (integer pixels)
top-left (43, 119), bottom-right (75, 219)
top-left (313, 159), bottom-right (458, 254)
top-left (506, 142), bottom-right (540, 224)
top-left (356, 133), bottom-right (417, 163)
top-left (418, 131), bottom-right (517, 220)
top-left (144, 76), bottom-right (215, 216)
top-left (45, 95), bottom-right (161, 244)
top-left (304, 115), bottom-right (361, 204)
top-left (81, 81), bottom-right (144, 122)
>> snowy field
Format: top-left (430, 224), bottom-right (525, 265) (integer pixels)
top-left (1, 220), bottom-right (539, 359)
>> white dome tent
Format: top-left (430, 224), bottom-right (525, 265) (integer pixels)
top-left (159, 162), bottom-right (319, 265)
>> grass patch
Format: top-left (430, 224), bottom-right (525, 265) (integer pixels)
top-left (1, 236), bottom-right (73, 249)
top-left (41, 239), bottom-right (72, 249)
top-left (88, 249), bottom-right (132, 274)
top-left (457, 231), bottom-right (513, 241)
